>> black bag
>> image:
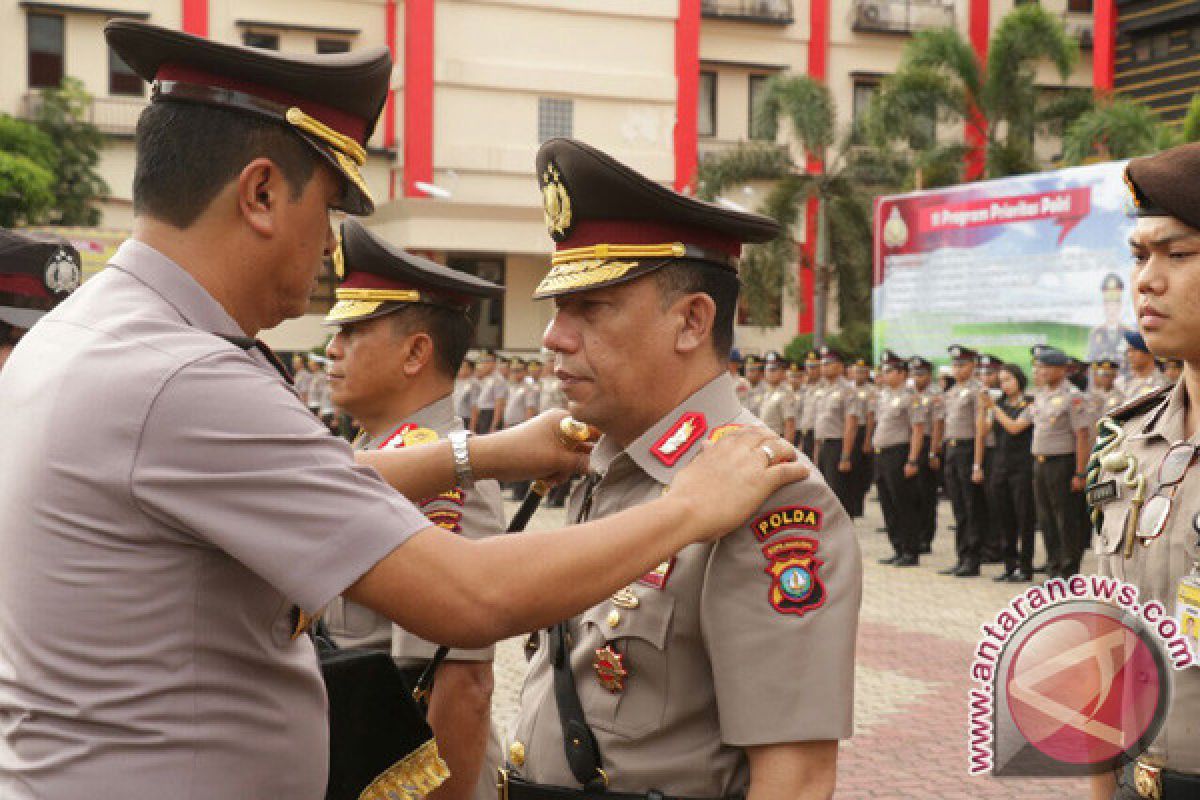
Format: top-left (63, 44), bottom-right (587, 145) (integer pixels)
top-left (314, 628), bottom-right (449, 800)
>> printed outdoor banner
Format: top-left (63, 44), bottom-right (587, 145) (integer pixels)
top-left (872, 162), bottom-right (1136, 368)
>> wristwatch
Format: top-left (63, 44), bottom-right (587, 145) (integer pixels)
top-left (447, 430), bottom-right (475, 489)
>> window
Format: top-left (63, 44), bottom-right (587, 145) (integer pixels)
top-left (242, 31), bottom-right (280, 50)
top-left (698, 71), bottom-right (716, 137)
top-left (851, 80), bottom-right (879, 141)
top-left (748, 74), bottom-right (771, 140)
top-left (317, 38), bottom-right (351, 54)
top-left (109, 47), bottom-right (142, 96)
top-left (1067, 0), bottom-right (1093, 12)
top-left (1151, 32), bottom-right (1170, 60)
top-left (538, 98), bottom-right (573, 143)
top-left (27, 13), bottom-right (64, 89)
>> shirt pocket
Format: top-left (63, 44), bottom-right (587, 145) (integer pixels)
top-left (577, 593), bottom-right (675, 738)
top-left (1094, 504), bottom-right (1129, 582)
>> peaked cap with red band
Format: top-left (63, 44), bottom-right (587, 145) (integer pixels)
top-left (0, 228), bottom-right (81, 331)
top-left (104, 19), bottom-right (390, 215)
top-left (532, 138), bottom-right (780, 299)
top-left (324, 218), bottom-right (503, 325)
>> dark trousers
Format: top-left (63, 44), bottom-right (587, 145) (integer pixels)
top-left (817, 438), bottom-right (853, 513)
top-left (474, 409), bottom-right (495, 434)
top-left (801, 430), bottom-right (816, 462)
top-left (1033, 454), bottom-right (1078, 576)
top-left (1069, 486), bottom-right (1093, 570)
top-left (915, 436), bottom-right (938, 548)
top-left (875, 444), bottom-right (920, 557)
top-left (980, 447), bottom-right (1004, 562)
top-left (991, 459), bottom-right (1036, 573)
top-left (943, 441), bottom-right (983, 567)
top-left (847, 424), bottom-right (871, 518)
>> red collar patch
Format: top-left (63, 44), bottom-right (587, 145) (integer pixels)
top-left (650, 412), bottom-right (707, 466)
top-left (636, 558), bottom-right (675, 590)
top-left (379, 423), bottom-right (439, 450)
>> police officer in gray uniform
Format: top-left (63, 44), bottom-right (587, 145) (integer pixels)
top-left (873, 350), bottom-right (925, 566)
top-left (799, 350), bottom-right (823, 460)
top-left (911, 356), bottom-right (942, 553)
top-left (813, 344), bottom-right (865, 513)
top-left (938, 345), bottom-right (986, 576)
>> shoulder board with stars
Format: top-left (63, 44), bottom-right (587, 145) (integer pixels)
top-left (379, 424), bottom-right (440, 450)
top-left (651, 412), bottom-right (707, 466)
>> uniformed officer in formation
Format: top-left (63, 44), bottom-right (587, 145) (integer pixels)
top-left (911, 356), bottom-right (942, 553)
top-left (0, 228), bottom-right (81, 373)
top-left (786, 360), bottom-right (805, 445)
top-left (937, 345), bottom-right (986, 576)
top-left (1088, 357), bottom-right (1125, 424)
top-left (798, 350), bottom-right (823, 459)
top-left (0, 23), bottom-right (808, 799)
top-left (729, 349), bottom-right (751, 406)
top-left (1088, 142), bottom-right (1200, 800)
top-left (812, 344), bottom-right (866, 514)
top-left (320, 219), bottom-right (507, 800)
top-left (847, 358), bottom-right (876, 518)
top-left (1118, 329), bottom-right (1168, 400)
top-left (454, 357), bottom-right (480, 430)
top-left (758, 350), bottom-right (796, 441)
top-left (503, 137), bottom-right (861, 799)
top-left (471, 349), bottom-right (506, 433)
top-left (986, 346), bottom-right (1090, 578)
top-left (872, 350), bottom-right (925, 566)
top-left (976, 354), bottom-right (1004, 564)
top-left (743, 354), bottom-right (766, 415)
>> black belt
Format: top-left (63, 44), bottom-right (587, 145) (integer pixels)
top-left (944, 438), bottom-right (973, 448)
top-left (875, 443), bottom-right (909, 454)
top-left (498, 771), bottom-right (735, 800)
top-left (1034, 453), bottom-right (1072, 463)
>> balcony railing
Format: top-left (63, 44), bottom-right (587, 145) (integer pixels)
top-left (852, 0), bottom-right (955, 35)
top-left (21, 92), bottom-right (148, 136)
top-left (701, 0), bottom-right (794, 25)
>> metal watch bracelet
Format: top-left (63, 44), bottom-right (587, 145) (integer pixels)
top-left (448, 430), bottom-right (475, 489)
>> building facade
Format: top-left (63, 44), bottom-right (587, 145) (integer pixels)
top-left (5, 0), bottom-right (1100, 352)
top-left (1114, 1), bottom-right (1200, 124)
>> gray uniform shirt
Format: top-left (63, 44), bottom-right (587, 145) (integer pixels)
top-left (476, 373), bottom-right (508, 411)
top-left (872, 386), bottom-right (920, 449)
top-left (503, 379), bottom-right (533, 428)
top-left (942, 378), bottom-right (983, 441)
top-left (1018, 382), bottom-right (1088, 456)
top-left (1093, 382), bottom-right (1200, 772)
top-left (454, 376), bottom-right (480, 420)
top-left (744, 381), bottom-right (766, 416)
top-left (1117, 370), bottom-right (1168, 402)
top-left (0, 240), bottom-right (431, 800)
top-left (813, 379), bottom-right (864, 440)
top-left (326, 396), bottom-right (505, 662)
top-left (507, 374), bottom-right (861, 796)
top-left (758, 383), bottom-right (796, 437)
top-left (799, 380), bottom-right (824, 433)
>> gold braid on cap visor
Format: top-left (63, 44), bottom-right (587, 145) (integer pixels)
top-left (286, 107), bottom-right (373, 207)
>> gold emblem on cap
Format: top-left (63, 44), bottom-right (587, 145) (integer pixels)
top-left (332, 232), bottom-right (346, 279)
top-left (541, 163), bottom-right (573, 242)
top-left (286, 107), bottom-right (374, 209)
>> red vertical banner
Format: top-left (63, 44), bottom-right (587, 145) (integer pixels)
top-left (1094, 0), bottom-right (1116, 93)
top-left (964, 0), bottom-right (989, 181)
top-left (404, 0), bottom-right (435, 198)
top-left (798, 0), bottom-right (829, 336)
top-left (181, 0), bottom-right (207, 36)
top-left (674, 0), bottom-right (701, 193)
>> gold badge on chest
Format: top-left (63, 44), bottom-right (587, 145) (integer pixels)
top-left (593, 645), bottom-right (628, 693)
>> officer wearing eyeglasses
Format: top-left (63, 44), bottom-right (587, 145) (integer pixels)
top-left (1087, 144), bottom-right (1200, 800)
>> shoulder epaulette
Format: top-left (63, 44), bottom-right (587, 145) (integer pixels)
top-left (1107, 383), bottom-right (1172, 424)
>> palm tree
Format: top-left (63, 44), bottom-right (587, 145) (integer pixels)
top-left (867, 4), bottom-right (1084, 187)
top-left (1062, 94), bottom-right (1200, 165)
top-left (697, 75), bottom-right (883, 341)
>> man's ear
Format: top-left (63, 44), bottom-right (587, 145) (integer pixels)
top-left (235, 157), bottom-right (283, 238)
top-left (403, 332), bottom-right (435, 376)
top-left (673, 292), bottom-right (716, 355)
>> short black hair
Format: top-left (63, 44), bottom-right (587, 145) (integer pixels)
top-left (389, 304), bottom-right (474, 379)
top-left (999, 363), bottom-right (1028, 392)
top-left (133, 103), bottom-right (318, 228)
top-left (651, 260), bottom-right (739, 358)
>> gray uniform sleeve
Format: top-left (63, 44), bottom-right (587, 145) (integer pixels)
top-left (700, 477), bottom-right (862, 745)
top-left (130, 352), bottom-right (431, 614)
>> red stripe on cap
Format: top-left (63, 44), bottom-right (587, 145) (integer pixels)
top-left (0, 274), bottom-right (49, 298)
top-left (557, 220), bottom-right (740, 258)
top-left (340, 271), bottom-right (471, 307)
top-left (156, 64), bottom-right (367, 143)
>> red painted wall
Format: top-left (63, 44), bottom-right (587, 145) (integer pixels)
top-left (964, 0), bottom-right (989, 180)
top-left (385, 0), bottom-right (398, 198)
top-left (797, 0), bottom-right (829, 336)
top-left (181, 0), bottom-right (207, 36)
top-left (404, 0), bottom-right (435, 198)
top-left (675, 0), bottom-right (701, 192)
top-left (1094, 0), bottom-right (1116, 92)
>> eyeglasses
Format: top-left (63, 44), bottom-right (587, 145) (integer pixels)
top-left (1136, 442), bottom-right (1200, 542)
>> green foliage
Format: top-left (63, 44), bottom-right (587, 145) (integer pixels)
top-left (0, 114), bottom-right (56, 226)
top-left (1180, 94), bottom-right (1200, 144)
top-left (784, 322), bottom-right (871, 366)
top-left (32, 77), bottom-right (108, 226)
top-left (783, 334), bottom-right (814, 363)
top-left (868, 4), bottom-right (1081, 185)
top-left (1061, 97), bottom-right (1168, 164)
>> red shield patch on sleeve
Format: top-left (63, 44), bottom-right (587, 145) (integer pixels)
top-left (763, 537), bottom-right (826, 617)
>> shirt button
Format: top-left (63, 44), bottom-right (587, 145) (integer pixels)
top-left (606, 610), bottom-right (621, 629)
top-left (509, 740), bottom-right (526, 767)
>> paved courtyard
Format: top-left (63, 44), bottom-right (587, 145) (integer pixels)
top-left (493, 488), bottom-right (1094, 799)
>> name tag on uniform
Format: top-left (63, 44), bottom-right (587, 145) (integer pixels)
top-left (1086, 479), bottom-right (1119, 507)
top-left (1175, 574), bottom-right (1200, 667)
